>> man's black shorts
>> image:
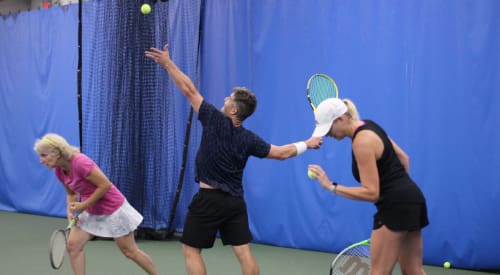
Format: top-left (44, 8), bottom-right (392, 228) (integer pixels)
top-left (180, 188), bottom-right (252, 248)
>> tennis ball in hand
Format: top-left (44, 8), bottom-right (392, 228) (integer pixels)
top-left (141, 3), bottom-right (151, 14)
top-left (443, 261), bottom-right (451, 269)
top-left (307, 169), bottom-right (316, 179)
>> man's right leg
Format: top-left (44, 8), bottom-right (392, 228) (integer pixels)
top-left (182, 244), bottom-right (206, 275)
top-left (232, 243), bottom-right (259, 275)
top-left (180, 190), bottom-right (220, 275)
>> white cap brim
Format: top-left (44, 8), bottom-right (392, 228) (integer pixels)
top-left (312, 122), bottom-right (333, 137)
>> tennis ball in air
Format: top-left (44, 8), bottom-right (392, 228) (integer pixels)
top-left (141, 3), bottom-right (151, 14)
top-left (443, 261), bottom-right (451, 269)
top-left (307, 169), bottom-right (316, 179)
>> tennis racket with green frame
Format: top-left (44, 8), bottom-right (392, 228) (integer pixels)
top-left (306, 73), bottom-right (339, 111)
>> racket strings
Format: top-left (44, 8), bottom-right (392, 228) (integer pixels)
top-left (50, 230), bottom-right (67, 269)
top-left (308, 75), bottom-right (338, 108)
top-left (332, 245), bottom-right (370, 275)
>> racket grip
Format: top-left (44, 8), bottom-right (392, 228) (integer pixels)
top-left (68, 216), bottom-right (78, 228)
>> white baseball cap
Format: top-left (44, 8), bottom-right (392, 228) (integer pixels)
top-left (312, 98), bottom-right (348, 137)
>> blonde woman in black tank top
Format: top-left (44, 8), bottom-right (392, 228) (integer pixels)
top-left (309, 98), bottom-right (429, 275)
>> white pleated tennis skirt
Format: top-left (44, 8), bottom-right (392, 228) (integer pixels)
top-left (78, 200), bottom-right (143, 238)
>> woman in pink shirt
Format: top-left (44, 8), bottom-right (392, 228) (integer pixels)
top-left (34, 133), bottom-right (159, 275)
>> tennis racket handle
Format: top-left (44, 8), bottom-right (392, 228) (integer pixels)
top-left (68, 217), bottom-right (78, 228)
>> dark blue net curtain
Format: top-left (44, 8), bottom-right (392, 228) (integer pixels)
top-left (81, 0), bottom-right (201, 233)
top-left (0, 0), bottom-right (499, 271)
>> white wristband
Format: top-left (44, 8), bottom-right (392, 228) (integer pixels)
top-left (329, 182), bottom-right (338, 193)
top-left (293, 141), bottom-right (307, 156)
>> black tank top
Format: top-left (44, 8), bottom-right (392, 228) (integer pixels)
top-left (352, 120), bottom-right (425, 208)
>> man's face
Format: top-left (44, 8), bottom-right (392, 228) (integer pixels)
top-left (221, 93), bottom-right (236, 115)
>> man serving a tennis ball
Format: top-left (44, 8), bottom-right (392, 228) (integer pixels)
top-left (145, 44), bottom-right (322, 275)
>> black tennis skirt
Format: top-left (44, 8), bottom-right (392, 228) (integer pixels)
top-left (373, 202), bottom-right (429, 231)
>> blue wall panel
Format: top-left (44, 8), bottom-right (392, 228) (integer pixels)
top-left (1, 0), bottom-right (499, 270)
top-left (0, 6), bottom-right (78, 216)
top-left (200, 0), bottom-right (500, 270)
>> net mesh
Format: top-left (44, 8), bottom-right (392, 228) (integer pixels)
top-left (81, 0), bottom-right (200, 232)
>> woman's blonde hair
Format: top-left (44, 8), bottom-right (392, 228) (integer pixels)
top-left (342, 98), bottom-right (360, 121)
top-left (33, 133), bottom-right (80, 160)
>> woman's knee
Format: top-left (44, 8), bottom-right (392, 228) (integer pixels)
top-left (119, 245), bottom-right (139, 259)
top-left (66, 239), bottom-right (84, 256)
top-left (115, 233), bottom-right (141, 259)
top-left (66, 228), bottom-right (91, 256)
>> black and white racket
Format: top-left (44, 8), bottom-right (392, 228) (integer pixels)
top-left (49, 216), bottom-right (78, 269)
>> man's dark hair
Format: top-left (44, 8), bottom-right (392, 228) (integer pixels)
top-left (232, 87), bottom-right (257, 122)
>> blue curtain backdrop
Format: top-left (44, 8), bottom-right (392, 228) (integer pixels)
top-left (0, 6), bottom-right (79, 216)
top-left (1, 0), bottom-right (499, 270)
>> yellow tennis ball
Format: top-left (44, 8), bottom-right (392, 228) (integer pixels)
top-left (443, 261), bottom-right (451, 269)
top-left (307, 169), bottom-right (316, 179)
top-left (141, 3), bottom-right (151, 15)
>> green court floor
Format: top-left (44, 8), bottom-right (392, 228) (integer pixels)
top-left (0, 211), bottom-right (496, 275)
